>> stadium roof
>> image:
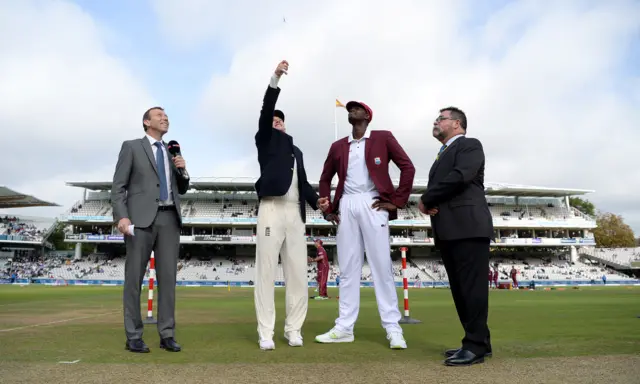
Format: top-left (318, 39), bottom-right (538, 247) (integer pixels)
top-left (0, 186), bottom-right (60, 208)
top-left (482, 183), bottom-right (594, 198)
top-left (66, 178), bottom-right (594, 198)
top-left (65, 181), bottom-right (114, 191)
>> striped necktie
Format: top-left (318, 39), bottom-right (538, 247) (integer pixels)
top-left (154, 142), bottom-right (169, 201)
top-left (436, 144), bottom-right (447, 160)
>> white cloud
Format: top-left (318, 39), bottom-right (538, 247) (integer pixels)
top-left (152, 0), bottom-right (640, 233)
top-left (197, 155), bottom-right (261, 181)
top-left (4, 0), bottom-right (639, 236)
top-left (0, 0), bottom-right (154, 214)
top-left (150, 0), bottom-right (316, 50)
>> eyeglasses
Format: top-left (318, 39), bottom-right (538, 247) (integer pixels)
top-left (434, 116), bottom-right (457, 123)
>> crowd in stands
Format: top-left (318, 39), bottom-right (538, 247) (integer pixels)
top-left (410, 252), bottom-right (633, 285)
top-left (2, 251), bottom-right (634, 285)
top-left (176, 256), bottom-right (252, 281)
top-left (593, 247), bottom-right (640, 267)
top-left (0, 216), bottom-right (45, 241)
top-left (0, 252), bottom-right (55, 280)
top-left (67, 196), bottom-right (593, 225)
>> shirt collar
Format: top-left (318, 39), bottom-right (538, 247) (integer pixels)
top-left (348, 129), bottom-right (371, 143)
top-left (146, 134), bottom-right (162, 146)
top-left (445, 134), bottom-right (464, 147)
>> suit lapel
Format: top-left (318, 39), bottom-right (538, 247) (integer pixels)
top-left (429, 137), bottom-right (461, 178)
top-left (364, 134), bottom-right (374, 164)
top-left (293, 147), bottom-right (302, 176)
top-left (428, 159), bottom-right (438, 179)
top-left (141, 137), bottom-right (159, 176)
top-left (340, 139), bottom-right (349, 177)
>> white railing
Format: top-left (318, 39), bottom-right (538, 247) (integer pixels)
top-left (571, 207), bottom-right (596, 222)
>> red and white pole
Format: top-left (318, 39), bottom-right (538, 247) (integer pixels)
top-left (398, 247), bottom-right (421, 324)
top-left (143, 252), bottom-right (157, 324)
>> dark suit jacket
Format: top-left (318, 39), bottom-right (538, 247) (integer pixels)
top-left (420, 136), bottom-right (494, 246)
top-left (319, 130), bottom-right (415, 221)
top-left (111, 137), bottom-right (190, 228)
top-left (254, 85), bottom-right (319, 223)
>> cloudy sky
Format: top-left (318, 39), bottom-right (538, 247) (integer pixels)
top-left (1, 0), bottom-right (639, 233)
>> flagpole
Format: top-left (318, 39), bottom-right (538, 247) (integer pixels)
top-left (334, 99), bottom-right (338, 141)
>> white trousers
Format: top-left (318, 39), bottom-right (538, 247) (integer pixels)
top-left (254, 198), bottom-right (308, 341)
top-left (334, 192), bottom-right (402, 334)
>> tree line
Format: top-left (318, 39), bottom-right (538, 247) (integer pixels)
top-left (569, 197), bottom-right (637, 248)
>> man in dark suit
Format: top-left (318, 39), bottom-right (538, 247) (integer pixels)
top-left (254, 60), bottom-right (329, 351)
top-left (418, 106), bottom-right (494, 366)
top-left (315, 101), bottom-right (415, 349)
top-left (111, 106), bottom-right (190, 353)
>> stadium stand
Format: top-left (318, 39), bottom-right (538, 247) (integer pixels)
top-left (60, 196), bottom-right (589, 225)
top-left (579, 247), bottom-right (640, 269)
top-left (4, 251), bottom-right (636, 286)
top-left (61, 198), bottom-right (591, 227)
top-left (2, 179), bottom-right (638, 287)
top-left (0, 186), bottom-right (59, 245)
top-left (0, 215), bottom-right (55, 242)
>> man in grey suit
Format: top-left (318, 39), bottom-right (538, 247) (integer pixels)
top-left (111, 106), bottom-right (190, 353)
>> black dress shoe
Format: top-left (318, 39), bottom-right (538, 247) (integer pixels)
top-left (444, 348), bottom-right (492, 358)
top-left (125, 339), bottom-right (150, 353)
top-left (160, 337), bottom-right (182, 352)
top-left (444, 349), bottom-right (485, 366)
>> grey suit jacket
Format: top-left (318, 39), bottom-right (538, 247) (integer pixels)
top-left (110, 137), bottom-right (190, 228)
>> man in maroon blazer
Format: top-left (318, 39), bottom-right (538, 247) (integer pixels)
top-left (314, 101), bottom-right (415, 349)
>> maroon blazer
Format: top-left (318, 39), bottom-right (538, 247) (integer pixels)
top-left (319, 130), bottom-right (415, 221)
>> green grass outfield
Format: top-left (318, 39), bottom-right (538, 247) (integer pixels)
top-left (1, 285), bottom-right (639, 383)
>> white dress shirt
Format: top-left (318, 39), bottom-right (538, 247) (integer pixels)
top-left (445, 134), bottom-right (464, 147)
top-left (146, 134), bottom-right (174, 205)
top-left (275, 159), bottom-right (300, 204)
top-left (269, 73), bottom-right (280, 89)
top-left (343, 129), bottom-right (377, 195)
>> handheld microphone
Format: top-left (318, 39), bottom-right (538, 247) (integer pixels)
top-left (167, 140), bottom-right (189, 179)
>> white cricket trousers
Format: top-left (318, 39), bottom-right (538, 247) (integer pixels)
top-left (334, 191), bottom-right (402, 334)
top-left (254, 198), bottom-right (308, 341)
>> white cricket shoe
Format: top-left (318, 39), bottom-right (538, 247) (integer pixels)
top-left (315, 328), bottom-right (355, 343)
top-left (387, 332), bottom-right (407, 349)
top-left (259, 339), bottom-right (275, 350)
top-left (285, 331), bottom-right (303, 347)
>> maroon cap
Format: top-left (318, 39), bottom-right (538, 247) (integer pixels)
top-left (314, 238), bottom-right (323, 245)
top-left (346, 101), bottom-right (373, 122)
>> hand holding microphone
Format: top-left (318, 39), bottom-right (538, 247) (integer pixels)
top-left (167, 140), bottom-right (189, 179)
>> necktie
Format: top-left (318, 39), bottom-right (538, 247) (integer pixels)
top-left (436, 144), bottom-right (447, 160)
top-left (154, 142), bottom-right (169, 201)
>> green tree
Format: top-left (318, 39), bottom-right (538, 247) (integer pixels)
top-left (46, 223), bottom-right (95, 254)
top-left (47, 222), bottom-right (71, 250)
top-left (593, 212), bottom-right (636, 248)
top-left (569, 197), bottom-right (596, 216)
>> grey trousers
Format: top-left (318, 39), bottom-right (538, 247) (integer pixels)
top-left (123, 209), bottom-right (180, 340)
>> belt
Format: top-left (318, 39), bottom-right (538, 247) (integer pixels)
top-left (158, 205), bottom-right (176, 211)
